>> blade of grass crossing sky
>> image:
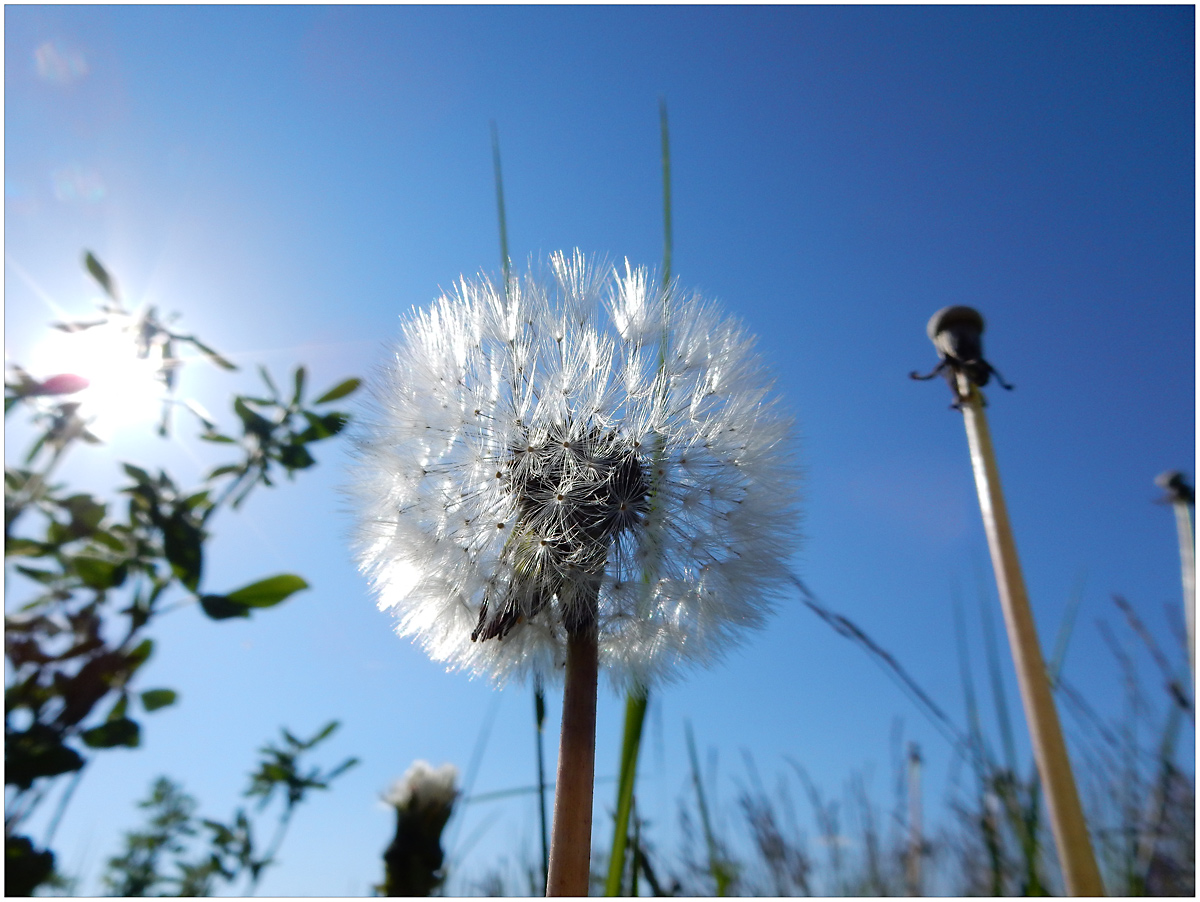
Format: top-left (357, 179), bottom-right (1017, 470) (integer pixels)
top-left (953, 590), bottom-right (1004, 895)
top-left (490, 122), bottom-right (549, 894)
top-left (686, 721), bottom-right (732, 895)
top-left (975, 564), bottom-right (1019, 776)
top-left (490, 121), bottom-right (511, 294)
top-left (605, 100), bottom-right (673, 897)
top-left (659, 98), bottom-right (673, 292)
top-left (604, 691), bottom-right (648, 895)
top-left (1047, 573), bottom-right (1087, 688)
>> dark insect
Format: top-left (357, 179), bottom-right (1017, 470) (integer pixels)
top-left (910, 305), bottom-right (1013, 407)
top-left (1155, 469), bottom-right (1194, 506)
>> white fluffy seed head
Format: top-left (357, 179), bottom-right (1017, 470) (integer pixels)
top-left (384, 760), bottom-right (459, 813)
top-left (350, 250), bottom-right (800, 688)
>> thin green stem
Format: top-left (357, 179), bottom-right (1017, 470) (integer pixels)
top-left (42, 765), bottom-right (86, 849)
top-left (685, 721), bottom-right (729, 896)
top-left (658, 98), bottom-right (672, 293)
top-left (605, 98), bottom-right (673, 896)
top-left (490, 120), bottom-right (511, 296)
top-left (603, 690), bottom-right (648, 895)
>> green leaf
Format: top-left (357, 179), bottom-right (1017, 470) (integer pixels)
top-left (309, 719), bottom-right (340, 747)
top-left (5, 725), bottom-right (84, 789)
top-left (81, 717), bottom-right (140, 748)
top-left (234, 398), bottom-right (273, 439)
top-left (6, 834), bottom-right (56, 896)
top-left (141, 688), bottom-right (178, 712)
top-left (74, 556), bottom-right (127, 590)
top-left (47, 521), bottom-right (73, 547)
top-left (14, 565), bottom-right (57, 585)
top-left (225, 574), bottom-right (309, 609)
top-left (258, 365), bottom-right (279, 400)
top-left (5, 538), bottom-right (47, 558)
top-left (277, 443), bottom-right (315, 471)
top-left (182, 490), bottom-right (210, 508)
top-left (84, 251), bottom-right (118, 299)
top-left (182, 398), bottom-right (217, 429)
top-left (91, 529), bottom-right (127, 552)
top-left (325, 756), bottom-right (360, 781)
top-left (299, 411), bottom-right (348, 442)
top-left (126, 638), bottom-right (154, 670)
top-left (201, 431), bottom-right (236, 444)
top-left (184, 335), bottom-right (238, 371)
top-left (199, 594), bottom-right (251, 620)
top-left (122, 463), bottom-right (153, 485)
top-left (107, 694), bottom-right (128, 721)
top-left (24, 430), bottom-right (49, 464)
top-left (62, 494), bottom-right (106, 536)
top-left (163, 511), bottom-right (204, 592)
top-left (292, 366), bottom-right (307, 406)
top-left (207, 464), bottom-right (242, 481)
top-left (313, 378), bottom-right (361, 404)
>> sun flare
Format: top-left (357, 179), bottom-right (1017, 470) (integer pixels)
top-left (29, 318), bottom-right (166, 439)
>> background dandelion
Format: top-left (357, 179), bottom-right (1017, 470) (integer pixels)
top-left (380, 761), bottom-right (458, 896)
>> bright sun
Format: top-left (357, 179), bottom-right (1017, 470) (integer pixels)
top-left (29, 318), bottom-right (166, 439)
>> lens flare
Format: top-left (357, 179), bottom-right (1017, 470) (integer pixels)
top-left (29, 319), bottom-right (165, 439)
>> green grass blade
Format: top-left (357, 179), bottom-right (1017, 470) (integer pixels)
top-left (629, 799), bottom-right (641, 897)
top-left (686, 721), bottom-right (731, 895)
top-left (1048, 571), bottom-right (1087, 686)
top-left (952, 588), bottom-right (992, 783)
top-left (659, 98), bottom-right (672, 293)
top-left (975, 562), bottom-right (1019, 776)
top-left (490, 120), bottom-right (511, 295)
top-left (604, 688), bottom-right (649, 895)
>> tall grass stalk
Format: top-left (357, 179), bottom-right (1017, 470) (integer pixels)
top-left (658, 97), bottom-right (672, 291)
top-left (604, 98), bottom-right (674, 897)
top-left (604, 691), bottom-right (648, 895)
top-left (490, 120), bottom-right (511, 293)
top-left (905, 743), bottom-right (923, 895)
top-left (686, 722), bottom-right (733, 895)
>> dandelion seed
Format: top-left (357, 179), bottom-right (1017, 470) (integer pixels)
top-left (351, 250), bottom-right (799, 687)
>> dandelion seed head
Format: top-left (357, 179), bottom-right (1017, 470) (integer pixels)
top-left (351, 251), bottom-right (800, 687)
top-left (384, 760), bottom-right (459, 813)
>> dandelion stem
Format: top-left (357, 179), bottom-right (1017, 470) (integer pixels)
top-left (954, 374), bottom-right (1104, 896)
top-left (547, 624), bottom-right (599, 896)
top-left (1169, 494), bottom-right (1195, 684)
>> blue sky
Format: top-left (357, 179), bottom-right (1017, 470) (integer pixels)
top-left (5, 5), bottom-right (1194, 895)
